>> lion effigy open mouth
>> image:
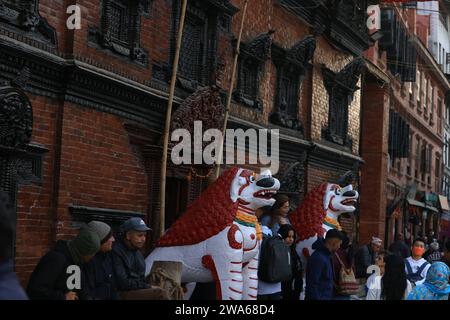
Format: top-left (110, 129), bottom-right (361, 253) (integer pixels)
top-left (341, 198), bottom-right (357, 206)
top-left (253, 189), bottom-right (277, 200)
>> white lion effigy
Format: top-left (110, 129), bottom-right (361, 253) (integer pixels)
top-left (145, 167), bottom-right (280, 300)
top-left (290, 175), bottom-right (359, 267)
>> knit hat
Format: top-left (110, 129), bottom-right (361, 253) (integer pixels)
top-left (88, 221), bottom-right (112, 244)
top-left (67, 228), bottom-right (100, 265)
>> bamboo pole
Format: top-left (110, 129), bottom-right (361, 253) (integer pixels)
top-left (214, 0), bottom-right (249, 179)
top-left (159, 0), bottom-right (188, 237)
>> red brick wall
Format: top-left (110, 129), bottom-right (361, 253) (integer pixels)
top-left (38, 0), bottom-right (172, 84)
top-left (359, 80), bottom-right (389, 246)
top-left (14, 98), bottom-right (149, 285)
top-left (306, 165), bottom-right (340, 192)
top-left (54, 102), bottom-right (148, 235)
top-left (15, 95), bottom-right (60, 287)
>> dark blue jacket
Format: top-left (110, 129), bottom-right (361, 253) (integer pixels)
top-left (83, 251), bottom-right (120, 300)
top-left (111, 239), bottom-right (149, 291)
top-left (0, 260), bottom-right (28, 300)
top-left (305, 238), bottom-right (334, 300)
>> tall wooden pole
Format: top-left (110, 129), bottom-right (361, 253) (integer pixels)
top-left (214, 0), bottom-right (249, 179)
top-left (159, 0), bottom-right (188, 237)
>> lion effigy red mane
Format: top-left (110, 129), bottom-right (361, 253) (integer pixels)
top-left (290, 183), bottom-right (328, 241)
top-left (157, 167), bottom-right (240, 247)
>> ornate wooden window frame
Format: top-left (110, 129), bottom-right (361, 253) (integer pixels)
top-left (322, 57), bottom-right (365, 149)
top-left (171, 0), bottom-right (238, 92)
top-left (0, 0), bottom-right (57, 47)
top-left (0, 68), bottom-right (47, 260)
top-left (270, 35), bottom-right (316, 134)
top-left (234, 31), bottom-right (274, 110)
top-left (89, 0), bottom-right (151, 66)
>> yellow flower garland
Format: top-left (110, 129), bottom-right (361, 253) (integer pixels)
top-left (324, 216), bottom-right (342, 231)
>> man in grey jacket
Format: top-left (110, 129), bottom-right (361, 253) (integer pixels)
top-left (354, 236), bottom-right (382, 279)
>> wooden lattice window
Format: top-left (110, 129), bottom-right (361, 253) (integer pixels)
top-left (178, 12), bottom-right (206, 83)
top-left (89, 0), bottom-right (149, 65)
top-left (235, 31), bottom-right (274, 109)
top-left (322, 58), bottom-right (364, 148)
top-left (240, 58), bottom-right (258, 100)
top-left (279, 70), bottom-right (300, 118)
top-left (328, 91), bottom-right (349, 144)
top-left (171, 0), bottom-right (238, 91)
top-left (108, 1), bottom-right (133, 46)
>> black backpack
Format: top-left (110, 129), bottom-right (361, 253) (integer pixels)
top-left (258, 235), bottom-right (292, 283)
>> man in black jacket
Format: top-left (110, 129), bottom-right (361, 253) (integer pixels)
top-left (27, 228), bottom-right (100, 300)
top-left (112, 217), bottom-right (169, 300)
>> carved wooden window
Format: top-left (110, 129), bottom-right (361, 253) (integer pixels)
top-left (322, 58), bottom-right (364, 148)
top-left (240, 58), bottom-right (258, 101)
top-left (0, 69), bottom-right (47, 260)
top-left (329, 91), bottom-right (349, 145)
top-left (178, 11), bottom-right (206, 84)
top-left (235, 32), bottom-right (274, 109)
top-left (270, 65), bottom-right (303, 132)
top-left (108, 1), bottom-right (132, 46)
top-left (270, 36), bottom-right (315, 133)
top-left (0, 0), bottom-right (57, 46)
top-left (90, 0), bottom-right (149, 65)
top-left (279, 69), bottom-right (300, 118)
top-left (172, 0), bottom-right (238, 91)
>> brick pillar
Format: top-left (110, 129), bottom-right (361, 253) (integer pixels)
top-left (359, 78), bottom-right (389, 246)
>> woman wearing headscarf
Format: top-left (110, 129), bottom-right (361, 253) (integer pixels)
top-left (407, 262), bottom-right (450, 300)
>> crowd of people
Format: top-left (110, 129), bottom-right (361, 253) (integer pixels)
top-left (1, 189), bottom-right (450, 300)
top-left (254, 194), bottom-right (450, 301)
top-left (0, 189), bottom-right (169, 300)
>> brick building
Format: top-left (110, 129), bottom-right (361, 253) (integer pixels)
top-left (0, 0), bottom-right (379, 287)
top-left (361, 3), bottom-right (450, 247)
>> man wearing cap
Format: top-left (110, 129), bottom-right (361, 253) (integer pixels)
top-left (111, 217), bottom-right (168, 299)
top-left (27, 228), bottom-right (100, 300)
top-left (83, 221), bottom-right (119, 300)
top-left (305, 229), bottom-right (344, 300)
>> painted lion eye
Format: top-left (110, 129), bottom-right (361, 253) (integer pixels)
top-left (250, 176), bottom-right (255, 182)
